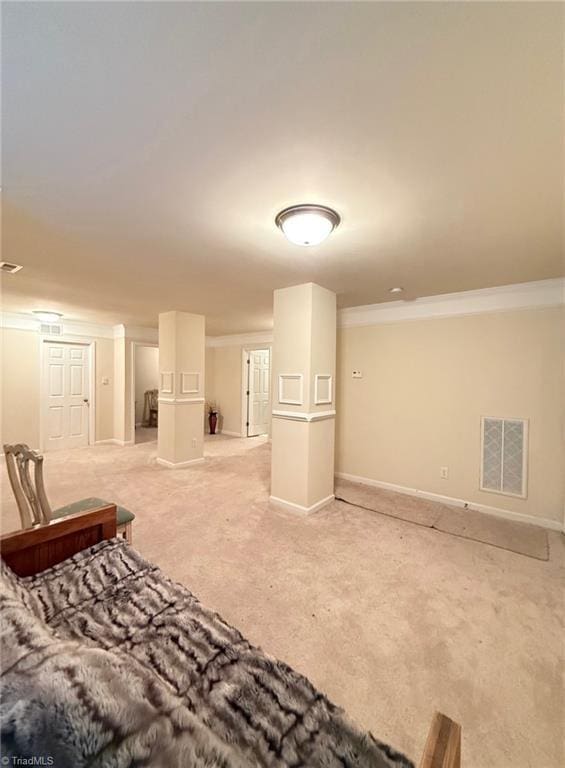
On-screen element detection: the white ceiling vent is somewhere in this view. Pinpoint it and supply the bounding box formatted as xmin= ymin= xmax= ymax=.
xmin=39 ymin=323 xmax=63 ymax=336
xmin=0 ymin=262 xmax=24 ymax=274
xmin=480 ymin=417 xmax=528 ymax=498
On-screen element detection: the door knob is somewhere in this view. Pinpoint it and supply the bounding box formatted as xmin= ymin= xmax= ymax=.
xmin=83 ymin=398 xmax=89 ymax=404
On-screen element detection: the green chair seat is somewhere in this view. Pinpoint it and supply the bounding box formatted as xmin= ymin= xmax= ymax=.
xmin=52 ymin=497 xmax=135 ymax=527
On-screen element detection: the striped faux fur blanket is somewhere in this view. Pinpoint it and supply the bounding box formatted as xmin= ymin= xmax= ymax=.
xmin=1 ymin=539 xmax=414 ymax=768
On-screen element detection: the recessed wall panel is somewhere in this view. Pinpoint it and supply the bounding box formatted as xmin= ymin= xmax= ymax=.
xmin=49 ymin=365 xmax=64 ymax=397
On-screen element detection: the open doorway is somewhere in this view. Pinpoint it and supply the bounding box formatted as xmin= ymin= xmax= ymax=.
xmin=242 ymin=348 xmax=271 ymax=437
xmin=132 ymin=344 xmax=159 ymax=444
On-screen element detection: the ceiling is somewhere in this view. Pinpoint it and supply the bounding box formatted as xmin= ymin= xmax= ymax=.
xmin=2 ymin=2 xmax=563 ymax=334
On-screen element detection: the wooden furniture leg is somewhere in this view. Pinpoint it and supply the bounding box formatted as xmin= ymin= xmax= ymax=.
xmin=117 ymin=521 xmax=132 ymax=544
xmin=419 ymin=712 xmax=461 ymax=768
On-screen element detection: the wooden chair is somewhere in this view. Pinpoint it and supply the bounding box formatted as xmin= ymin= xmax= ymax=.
xmin=3 ymin=443 xmax=134 ymax=543
xmin=143 ymin=389 xmax=159 ymax=428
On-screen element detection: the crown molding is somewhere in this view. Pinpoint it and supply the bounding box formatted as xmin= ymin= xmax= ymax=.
xmin=206 ymin=330 xmax=273 ymax=348
xmin=113 ymin=324 xmax=158 ymax=343
xmin=338 ymin=278 xmax=565 ymax=329
xmin=204 ymin=278 xmax=564 ymax=346
xmin=2 ymin=279 xmax=562 ymax=343
xmin=1 ymin=312 xmax=115 ymax=339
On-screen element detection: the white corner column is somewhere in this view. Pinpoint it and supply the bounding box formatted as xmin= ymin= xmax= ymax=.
xmin=270 ymin=283 xmax=336 ymax=513
xmin=157 ymin=311 xmax=205 ymax=468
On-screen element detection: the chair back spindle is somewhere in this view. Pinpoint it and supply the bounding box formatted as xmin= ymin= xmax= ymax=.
xmin=3 ymin=444 xmax=53 ymax=528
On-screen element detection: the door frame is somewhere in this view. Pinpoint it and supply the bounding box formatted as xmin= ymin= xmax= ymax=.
xmin=39 ymin=337 xmax=96 ymax=451
xmin=240 ymin=345 xmax=272 ymax=438
xmin=129 ymin=341 xmax=159 ymax=444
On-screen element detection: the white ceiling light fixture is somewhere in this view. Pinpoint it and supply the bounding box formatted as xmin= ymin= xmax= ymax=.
xmin=33 ymin=310 xmax=63 ymax=323
xmin=389 ymin=287 xmax=404 ymax=294
xmin=275 ymin=204 xmax=340 ymax=246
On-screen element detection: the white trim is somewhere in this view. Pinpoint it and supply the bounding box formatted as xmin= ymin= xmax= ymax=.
xmin=196 ymin=279 xmax=565 ymax=347
xmin=156 ymin=457 xmax=205 ymax=469
xmin=94 ymin=438 xmax=135 ymax=446
xmin=220 ymin=430 xmax=242 ymax=437
xmin=3 ymin=279 xmax=561 ymax=344
xmin=207 ymin=331 xmax=273 ymax=348
xmin=278 ymin=373 xmax=303 ymax=405
xmin=39 ymin=338 xmax=96 ymax=451
xmin=269 ymin=494 xmax=335 ymax=515
xmin=114 ymin=324 xmax=158 ymax=343
xmin=272 ymin=409 xmax=336 ymax=422
xmin=1 ymin=311 xmax=115 ymax=339
xmin=338 ymin=278 xmax=565 ymax=328
xmin=335 ymin=471 xmax=563 ymax=532
xmin=180 ymin=371 xmax=200 ymax=394
xmin=158 ymin=397 xmax=205 ymax=404
xmin=314 ymin=374 xmax=333 ymax=405
xmin=160 ymin=372 xmax=174 ymax=394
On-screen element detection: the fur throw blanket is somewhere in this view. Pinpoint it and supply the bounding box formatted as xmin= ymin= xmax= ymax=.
xmin=1 ymin=539 xmax=414 ymax=768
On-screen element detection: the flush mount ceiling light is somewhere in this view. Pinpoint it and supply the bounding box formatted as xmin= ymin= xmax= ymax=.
xmin=389 ymin=287 xmax=404 ymax=294
xmin=275 ymin=204 xmax=340 ymax=246
xmin=33 ymin=310 xmax=63 ymax=323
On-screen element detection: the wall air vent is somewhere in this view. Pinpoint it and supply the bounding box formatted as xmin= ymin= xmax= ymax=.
xmin=39 ymin=323 xmax=63 ymax=336
xmin=480 ymin=416 xmax=528 ymax=498
xmin=0 ymin=262 xmax=23 ymax=274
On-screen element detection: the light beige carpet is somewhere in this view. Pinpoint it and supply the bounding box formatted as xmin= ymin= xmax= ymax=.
xmin=1 ymin=436 xmax=563 ymax=768
xmin=335 ymin=479 xmax=549 ymax=561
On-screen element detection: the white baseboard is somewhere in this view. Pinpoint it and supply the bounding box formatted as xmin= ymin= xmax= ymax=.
xmin=220 ymin=430 xmax=242 ymax=437
xmin=269 ymin=493 xmax=334 ymax=515
xmin=156 ymin=457 xmax=205 ymax=469
xmin=335 ymin=472 xmax=563 ymax=532
xmin=94 ymin=438 xmax=134 ymax=447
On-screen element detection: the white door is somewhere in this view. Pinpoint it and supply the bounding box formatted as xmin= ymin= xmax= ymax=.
xmin=247 ymin=349 xmax=270 ymax=437
xmin=42 ymin=342 xmax=90 ymax=450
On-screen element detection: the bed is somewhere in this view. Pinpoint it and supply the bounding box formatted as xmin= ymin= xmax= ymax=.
xmin=0 ymin=506 xmax=460 ymax=768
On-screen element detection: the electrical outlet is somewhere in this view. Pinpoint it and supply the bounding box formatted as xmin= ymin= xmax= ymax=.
xmin=352 ymin=370 xmax=362 ymax=379
xmin=440 ymin=466 xmax=449 ymax=480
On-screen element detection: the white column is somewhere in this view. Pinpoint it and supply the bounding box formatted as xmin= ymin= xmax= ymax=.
xmin=270 ymin=283 xmax=336 ymax=513
xmin=157 ymin=311 xmax=205 ymax=468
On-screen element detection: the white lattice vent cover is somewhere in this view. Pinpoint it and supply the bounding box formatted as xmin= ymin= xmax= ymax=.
xmin=39 ymin=323 xmax=63 ymax=336
xmin=480 ymin=417 xmax=528 ymax=498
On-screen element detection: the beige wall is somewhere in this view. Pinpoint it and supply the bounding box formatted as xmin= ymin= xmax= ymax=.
xmin=336 ymin=307 xmax=565 ymax=524
xmin=95 ymin=338 xmax=114 ymax=441
xmin=207 ymin=346 xmax=243 ymax=435
xmin=1 ymin=329 xmax=41 ymax=447
xmin=134 ymin=345 xmax=159 ymax=424
xmin=1 ymin=328 xmax=114 ymax=448
xmin=113 ymin=336 xmax=126 ymax=443
xmin=206 ymin=344 xmax=273 ymax=436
